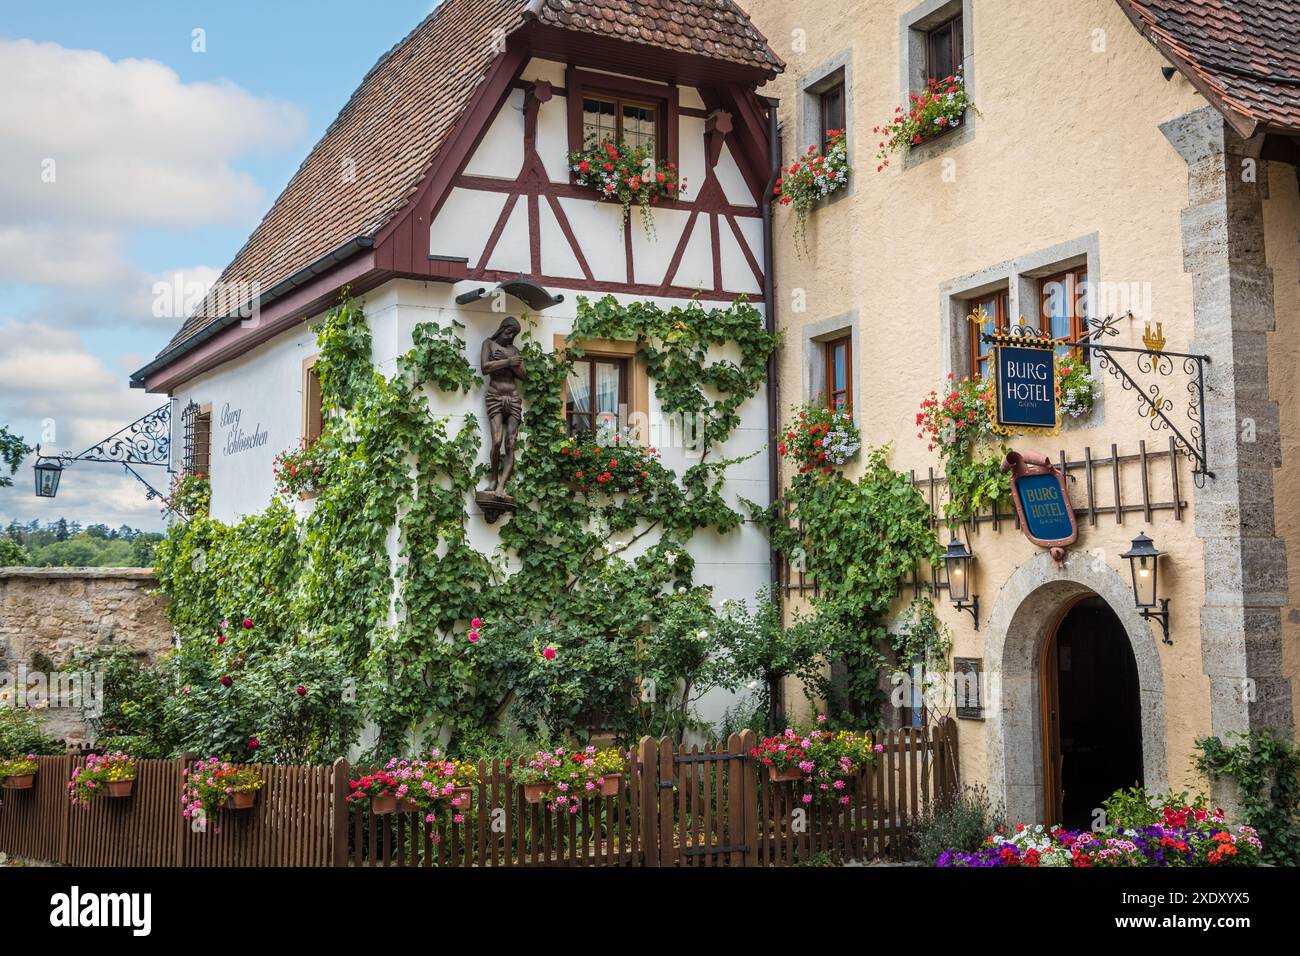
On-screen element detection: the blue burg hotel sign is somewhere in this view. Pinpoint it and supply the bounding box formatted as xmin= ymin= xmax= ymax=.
xmin=995 ymin=344 xmax=1057 ymax=428
xmin=1002 ymin=450 xmax=1077 ymax=558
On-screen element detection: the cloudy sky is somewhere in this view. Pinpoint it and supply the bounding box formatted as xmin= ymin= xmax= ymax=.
xmin=0 ymin=0 xmax=435 ymax=530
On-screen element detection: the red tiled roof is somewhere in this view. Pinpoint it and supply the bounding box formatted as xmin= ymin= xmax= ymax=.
xmin=153 ymin=0 xmax=781 ymax=361
xmin=527 ymin=0 xmax=783 ymax=74
xmin=1116 ymin=0 xmax=1300 ymax=135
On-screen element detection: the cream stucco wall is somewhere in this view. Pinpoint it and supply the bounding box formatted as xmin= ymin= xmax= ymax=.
xmin=1265 ymin=160 xmax=1300 ymax=738
xmin=747 ymin=0 xmax=1297 ymax=812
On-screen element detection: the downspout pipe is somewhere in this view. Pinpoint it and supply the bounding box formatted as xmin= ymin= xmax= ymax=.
xmin=761 ymin=95 xmax=781 ymax=593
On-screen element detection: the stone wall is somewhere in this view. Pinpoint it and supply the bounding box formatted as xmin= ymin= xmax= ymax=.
xmin=0 ymin=568 xmax=173 ymax=744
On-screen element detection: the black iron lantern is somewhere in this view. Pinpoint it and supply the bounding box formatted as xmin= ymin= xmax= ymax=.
xmin=943 ymin=535 xmax=979 ymax=629
xmin=1120 ymin=531 xmax=1171 ymax=643
xmin=1120 ymin=532 xmax=1162 ymax=607
xmin=33 ymin=453 xmax=64 ymax=498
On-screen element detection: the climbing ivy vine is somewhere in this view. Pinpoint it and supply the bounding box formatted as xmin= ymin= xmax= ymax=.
xmin=749 ymin=444 xmax=942 ymax=721
xmin=155 ymin=292 xmax=781 ymax=758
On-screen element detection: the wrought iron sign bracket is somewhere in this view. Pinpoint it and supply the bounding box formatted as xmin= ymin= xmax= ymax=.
xmin=982 ymin=312 xmax=1215 ymax=487
xmin=35 ymin=402 xmax=173 ymax=502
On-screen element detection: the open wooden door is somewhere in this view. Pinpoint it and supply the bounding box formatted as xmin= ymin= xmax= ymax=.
xmin=1039 ymin=629 xmax=1063 ymax=826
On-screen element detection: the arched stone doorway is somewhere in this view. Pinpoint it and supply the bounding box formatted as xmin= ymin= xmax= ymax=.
xmin=984 ymin=552 xmax=1167 ymax=825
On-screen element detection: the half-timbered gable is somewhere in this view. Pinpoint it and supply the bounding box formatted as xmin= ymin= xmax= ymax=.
xmin=133 ymin=0 xmax=784 ymax=656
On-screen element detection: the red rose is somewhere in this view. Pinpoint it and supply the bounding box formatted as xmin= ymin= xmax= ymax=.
xmin=242 ymin=617 xmax=254 ymax=630
xmin=221 ymin=675 xmax=232 ymax=687
xmin=542 ymin=646 xmax=557 ymax=660
xmin=248 ymin=737 xmax=260 ymax=750
xmin=578 ymin=160 xmax=590 ymax=173
xmin=296 ymin=685 xmax=306 ymax=696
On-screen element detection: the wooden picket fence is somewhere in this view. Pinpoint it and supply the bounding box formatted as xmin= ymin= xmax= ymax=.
xmin=0 ymin=720 xmax=957 ymax=867
xmin=0 ymin=755 xmax=336 ymax=867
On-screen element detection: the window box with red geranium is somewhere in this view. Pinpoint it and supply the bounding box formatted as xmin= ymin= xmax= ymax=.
xmin=777 ymin=401 xmax=861 ymax=475
xmin=165 ymin=469 xmax=209 ymax=519
xmin=347 ymin=769 xmax=402 ymax=815
xmin=568 ymin=138 xmax=684 ymax=238
xmin=874 ymin=72 xmax=976 ymax=171
xmin=556 ymin=432 xmax=668 ymax=495
xmin=774 ymin=129 xmax=850 ymax=254
xmin=274 ymin=437 xmax=328 ymax=499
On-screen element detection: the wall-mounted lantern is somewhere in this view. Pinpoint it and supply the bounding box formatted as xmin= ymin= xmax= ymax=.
xmin=33 ymin=452 xmax=64 ymax=498
xmin=943 ymin=535 xmax=979 ymax=630
xmin=1120 ymin=531 xmax=1171 ymax=644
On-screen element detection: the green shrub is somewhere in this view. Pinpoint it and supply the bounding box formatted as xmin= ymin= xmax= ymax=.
xmin=0 ymin=707 xmax=63 ymax=756
xmin=1196 ymin=730 xmax=1300 ymax=866
xmin=73 ymin=648 xmax=177 ymax=759
xmin=1101 ymin=785 xmax=1209 ymax=830
xmin=167 ymin=639 xmax=363 ymax=764
xmin=912 ymin=785 xmax=1004 ymax=863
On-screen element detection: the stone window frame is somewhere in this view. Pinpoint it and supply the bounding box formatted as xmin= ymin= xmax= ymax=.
xmin=898 ymin=0 xmax=975 ymax=169
xmin=796 ymin=50 xmax=854 ymax=209
xmin=937 ymin=233 xmax=1105 ymax=427
xmin=800 ymin=312 xmax=860 ymax=413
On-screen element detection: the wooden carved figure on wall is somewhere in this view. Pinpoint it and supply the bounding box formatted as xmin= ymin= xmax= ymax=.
xmin=477 ymin=316 xmax=526 ymax=522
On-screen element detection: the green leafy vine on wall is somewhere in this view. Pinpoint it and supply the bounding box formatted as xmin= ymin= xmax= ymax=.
xmin=749 ymin=444 xmax=942 ymax=722
xmin=155 ymin=292 xmax=780 ymax=758
xmin=1195 ymin=730 xmax=1300 ymax=866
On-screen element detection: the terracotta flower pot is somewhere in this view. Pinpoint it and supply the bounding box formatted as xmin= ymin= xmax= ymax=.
xmin=599 ymin=774 xmax=622 ymax=797
xmin=769 ymin=765 xmax=802 ymax=783
xmin=228 ymin=790 xmax=257 ymax=810
xmin=2 ymin=773 xmax=34 ymax=790
xmin=522 ymin=782 xmax=552 ymax=804
xmin=106 ymin=779 xmax=135 ymax=798
xmin=451 ymin=787 xmax=474 ymax=809
xmin=398 ymin=798 xmax=421 ymax=814
xmin=371 ymin=793 xmax=397 ymax=815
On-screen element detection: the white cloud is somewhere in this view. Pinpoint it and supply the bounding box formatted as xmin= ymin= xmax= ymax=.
xmin=0 ymin=225 xmax=130 ymax=287
xmin=0 ymin=320 xmax=169 ymax=529
xmin=0 ymin=320 xmax=160 ymax=441
xmin=0 ymin=38 xmax=312 ymax=531
xmin=0 ymin=38 xmax=307 ymax=229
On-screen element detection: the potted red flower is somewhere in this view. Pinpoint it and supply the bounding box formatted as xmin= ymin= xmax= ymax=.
xmin=751 ymin=731 xmax=810 ymax=783
xmin=347 ymin=770 xmax=401 ymax=815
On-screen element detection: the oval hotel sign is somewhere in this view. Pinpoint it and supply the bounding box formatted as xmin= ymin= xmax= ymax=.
xmin=1002 ymin=450 xmax=1077 ymax=557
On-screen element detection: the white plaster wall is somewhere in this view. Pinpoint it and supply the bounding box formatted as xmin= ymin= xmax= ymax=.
xmin=464 ymin=89 xmax=525 ymax=179
xmin=170 ymin=324 xmax=318 ymax=523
